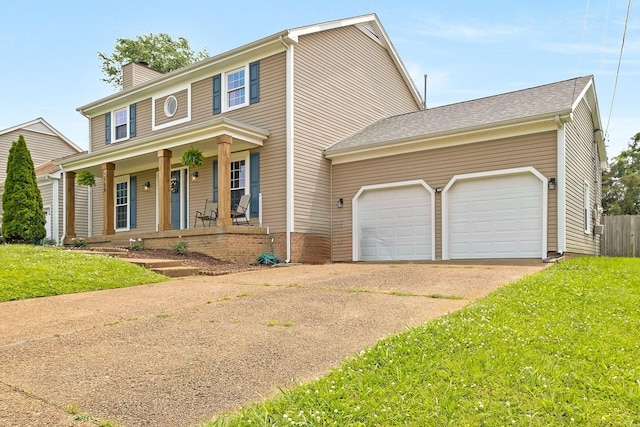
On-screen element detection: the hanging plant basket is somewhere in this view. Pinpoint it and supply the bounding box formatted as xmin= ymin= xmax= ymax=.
xmin=180 ymin=147 xmax=204 ymax=167
xmin=76 ymin=171 xmax=96 ymax=187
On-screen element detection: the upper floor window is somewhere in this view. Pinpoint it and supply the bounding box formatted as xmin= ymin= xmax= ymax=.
xmin=105 ymin=104 xmax=136 ymax=144
xmin=213 ymin=61 xmax=260 ymax=115
xmin=114 ymin=108 xmax=128 ymax=141
xmin=226 ymin=68 xmax=246 ymax=109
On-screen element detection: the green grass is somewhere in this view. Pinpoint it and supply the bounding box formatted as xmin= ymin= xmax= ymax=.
xmin=204 ymin=257 xmax=640 ymax=426
xmin=0 ymin=245 xmax=167 ymax=302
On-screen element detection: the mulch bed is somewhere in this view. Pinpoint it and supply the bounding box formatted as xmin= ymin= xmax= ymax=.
xmin=122 ymin=248 xmax=269 ymax=276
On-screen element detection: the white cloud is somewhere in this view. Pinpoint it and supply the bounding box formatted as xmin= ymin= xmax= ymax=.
xmin=409 ymin=13 xmax=526 ymax=43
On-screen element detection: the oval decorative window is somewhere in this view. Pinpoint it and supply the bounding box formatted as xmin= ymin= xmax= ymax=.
xmin=164 ymin=95 xmax=178 ymax=117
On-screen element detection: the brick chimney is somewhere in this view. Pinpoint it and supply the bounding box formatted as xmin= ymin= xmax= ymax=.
xmin=122 ymin=62 xmax=163 ymax=90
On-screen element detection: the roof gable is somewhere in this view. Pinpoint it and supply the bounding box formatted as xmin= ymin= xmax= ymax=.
xmin=0 ymin=117 xmax=83 ymax=153
xmin=78 ymin=14 xmax=422 ymax=115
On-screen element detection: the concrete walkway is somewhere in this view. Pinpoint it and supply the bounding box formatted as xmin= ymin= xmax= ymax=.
xmin=0 ymin=262 xmax=547 ymax=427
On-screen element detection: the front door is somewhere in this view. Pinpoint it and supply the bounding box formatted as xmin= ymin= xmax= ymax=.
xmin=171 ymin=169 xmax=188 ymax=229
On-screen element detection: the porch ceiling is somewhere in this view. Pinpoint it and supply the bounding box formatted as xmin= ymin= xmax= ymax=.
xmin=61 ymin=117 xmax=270 ymax=175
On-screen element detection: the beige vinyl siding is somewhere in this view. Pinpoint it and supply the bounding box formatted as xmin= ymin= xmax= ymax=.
xmin=293 ymin=26 xmax=421 ymax=236
xmin=1 ymin=129 xmax=79 ymax=182
xmin=154 ymin=89 xmax=189 ymax=127
xmin=75 ymin=185 xmax=89 ymax=238
xmin=191 ymin=52 xmax=288 ymax=232
xmin=133 ymin=169 xmax=158 ymax=232
xmin=564 ymin=99 xmax=601 ymax=255
xmin=88 ymin=53 xmax=287 ymax=233
xmin=331 ymin=131 xmax=558 ymax=261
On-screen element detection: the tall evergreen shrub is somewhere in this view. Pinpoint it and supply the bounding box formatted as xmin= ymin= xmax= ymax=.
xmin=1 ymin=135 xmax=46 ymax=243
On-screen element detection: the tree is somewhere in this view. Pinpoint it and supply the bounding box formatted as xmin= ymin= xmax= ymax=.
xmin=98 ymin=33 xmax=208 ymax=89
xmin=1 ymin=135 xmax=46 ymax=243
xmin=602 ymin=132 xmax=640 ymax=215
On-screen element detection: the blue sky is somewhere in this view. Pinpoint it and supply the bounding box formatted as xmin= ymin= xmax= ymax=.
xmin=1 ymin=0 xmax=637 ymax=159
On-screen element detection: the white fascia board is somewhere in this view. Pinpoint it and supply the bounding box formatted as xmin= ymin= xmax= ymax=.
xmin=78 ymin=34 xmax=288 ymax=117
xmin=288 ymin=14 xmax=423 ymax=109
xmin=61 ymin=118 xmax=269 ymax=171
xmin=0 ymin=117 xmax=83 ymax=153
xmin=326 ymin=116 xmax=564 ymax=165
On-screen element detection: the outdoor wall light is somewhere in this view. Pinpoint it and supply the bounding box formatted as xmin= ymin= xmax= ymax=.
xmin=434 ymin=187 xmax=442 ymax=194
xmin=143 ymin=181 xmax=151 ymax=191
xmin=548 ymin=177 xmax=556 ymax=190
xmin=337 ymin=198 xmax=344 ymax=208
xmin=191 ymin=171 xmax=199 ymax=181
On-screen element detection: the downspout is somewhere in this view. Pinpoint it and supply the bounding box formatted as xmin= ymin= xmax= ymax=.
xmin=60 ymin=165 xmax=67 ymax=245
xmin=555 ymin=115 xmax=567 ymax=254
xmin=280 ymin=35 xmax=294 ymax=263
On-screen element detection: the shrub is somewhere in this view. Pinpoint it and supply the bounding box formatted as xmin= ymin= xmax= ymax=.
xmin=1 ymin=135 xmax=46 ymax=243
xmin=171 ymin=240 xmax=187 ymax=254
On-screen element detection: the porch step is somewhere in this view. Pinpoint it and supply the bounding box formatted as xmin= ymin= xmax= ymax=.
xmin=150 ymin=266 xmax=201 ymax=278
xmin=70 ymin=249 xmax=130 ymax=258
xmin=121 ymin=258 xmax=185 ymax=269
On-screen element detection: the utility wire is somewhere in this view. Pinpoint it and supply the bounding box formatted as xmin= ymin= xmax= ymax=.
xmin=605 ymin=0 xmax=633 ymax=138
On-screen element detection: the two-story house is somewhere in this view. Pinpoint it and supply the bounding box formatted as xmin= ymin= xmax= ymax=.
xmin=61 ymin=14 xmax=422 ymax=262
xmin=1 ymin=118 xmax=88 ymax=244
xmin=61 ymin=13 xmax=605 ymax=263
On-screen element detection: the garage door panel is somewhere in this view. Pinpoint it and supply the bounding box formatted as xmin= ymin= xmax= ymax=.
xmin=448 ymin=173 xmax=543 ymax=259
xmin=358 ymin=184 xmax=433 ymax=261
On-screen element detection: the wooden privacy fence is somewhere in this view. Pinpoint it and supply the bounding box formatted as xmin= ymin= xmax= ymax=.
xmin=601 ymin=215 xmax=640 ymax=257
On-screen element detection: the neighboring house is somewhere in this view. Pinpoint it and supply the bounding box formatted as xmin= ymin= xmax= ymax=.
xmin=325 ymin=76 xmax=607 ymax=261
xmin=61 ymin=14 xmax=422 ymax=262
xmin=0 ymin=118 xmax=88 ymax=244
xmin=60 ymin=14 xmax=605 ymax=263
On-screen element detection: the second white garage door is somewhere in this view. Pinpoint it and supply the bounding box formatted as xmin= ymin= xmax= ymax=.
xmin=356 ymin=183 xmax=433 ymax=261
xmin=446 ymin=171 xmax=544 ymax=259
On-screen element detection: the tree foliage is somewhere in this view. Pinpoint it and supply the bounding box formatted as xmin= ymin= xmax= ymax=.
xmin=98 ymin=33 xmax=208 ymax=89
xmin=1 ymin=135 xmax=46 ymax=243
xmin=602 ymin=132 xmax=640 ymax=215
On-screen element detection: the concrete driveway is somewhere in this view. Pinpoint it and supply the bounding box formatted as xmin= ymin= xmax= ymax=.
xmin=0 ymin=261 xmax=547 ymax=427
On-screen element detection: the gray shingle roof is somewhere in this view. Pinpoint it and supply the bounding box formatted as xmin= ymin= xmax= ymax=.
xmin=325 ymin=76 xmax=593 ymax=153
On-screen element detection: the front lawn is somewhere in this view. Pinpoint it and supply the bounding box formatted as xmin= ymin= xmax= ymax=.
xmin=0 ymin=245 xmax=167 ymax=302
xmin=205 ymin=257 xmax=640 ymax=426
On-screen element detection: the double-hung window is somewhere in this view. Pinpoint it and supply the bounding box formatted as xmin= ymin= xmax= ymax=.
xmin=226 ymin=67 xmax=246 ymax=110
xmin=114 ymin=108 xmax=128 ymax=142
xmin=115 ymin=176 xmax=129 ymax=230
xmin=230 ymin=160 xmax=246 ymax=209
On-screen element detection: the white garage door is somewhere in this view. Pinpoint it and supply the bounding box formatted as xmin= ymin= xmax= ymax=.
xmin=447 ymin=172 xmax=543 ymax=259
xmin=357 ymin=184 xmax=433 ymax=261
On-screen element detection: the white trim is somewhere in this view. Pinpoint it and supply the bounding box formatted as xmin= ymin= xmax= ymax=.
xmin=583 ymin=180 xmax=591 ymax=234
xmin=223 ymin=64 xmax=250 ymax=112
xmin=151 ymin=84 xmax=192 ymax=131
xmin=43 ymin=205 xmax=52 ymax=240
xmin=556 ymin=124 xmax=567 ymax=253
xmin=352 ymin=179 xmax=436 ymax=262
xmin=284 ymin=40 xmax=295 ymax=263
xmin=0 ymin=117 xmax=83 ymax=153
xmin=52 ymin=178 xmax=60 ymax=244
xmin=112 ymin=107 xmax=130 ymax=143
xmin=170 ymin=167 xmax=189 ymax=230
xmin=115 ymin=174 xmax=130 ymax=231
xmin=326 ymin=118 xmax=561 ymax=165
xmin=441 ymin=167 xmax=548 ymax=260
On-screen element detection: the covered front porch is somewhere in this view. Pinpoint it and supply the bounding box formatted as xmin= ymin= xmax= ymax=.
xmin=61 ymin=118 xmax=271 ymax=263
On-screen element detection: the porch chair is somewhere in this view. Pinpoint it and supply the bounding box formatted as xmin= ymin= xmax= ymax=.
xmin=231 ymin=194 xmax=251 ymax=225
xmin=194 ymin=199 xmax=218 ymax=227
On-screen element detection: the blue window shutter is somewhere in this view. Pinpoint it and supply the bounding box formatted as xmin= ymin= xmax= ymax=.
xmin=212 ymin=74 xmax=221 ymax=114
xmin=129 ymin=104 xmax=136 ymax=137
xmin=105 ymin=113 xmax=111 ymax=144
xmin=130 ymin=176 xmax=137 ymax=229
xmin=212 ymin=161 xmax=218 ymax=202
xmin=249 ymin=61 xmax=260 ymax=104
xmin=250 ymin=152 xmax=260 ymax=216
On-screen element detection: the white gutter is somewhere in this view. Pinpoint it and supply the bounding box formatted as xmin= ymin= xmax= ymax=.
xmin=281 ymin=35 xmax=295 ymax=263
